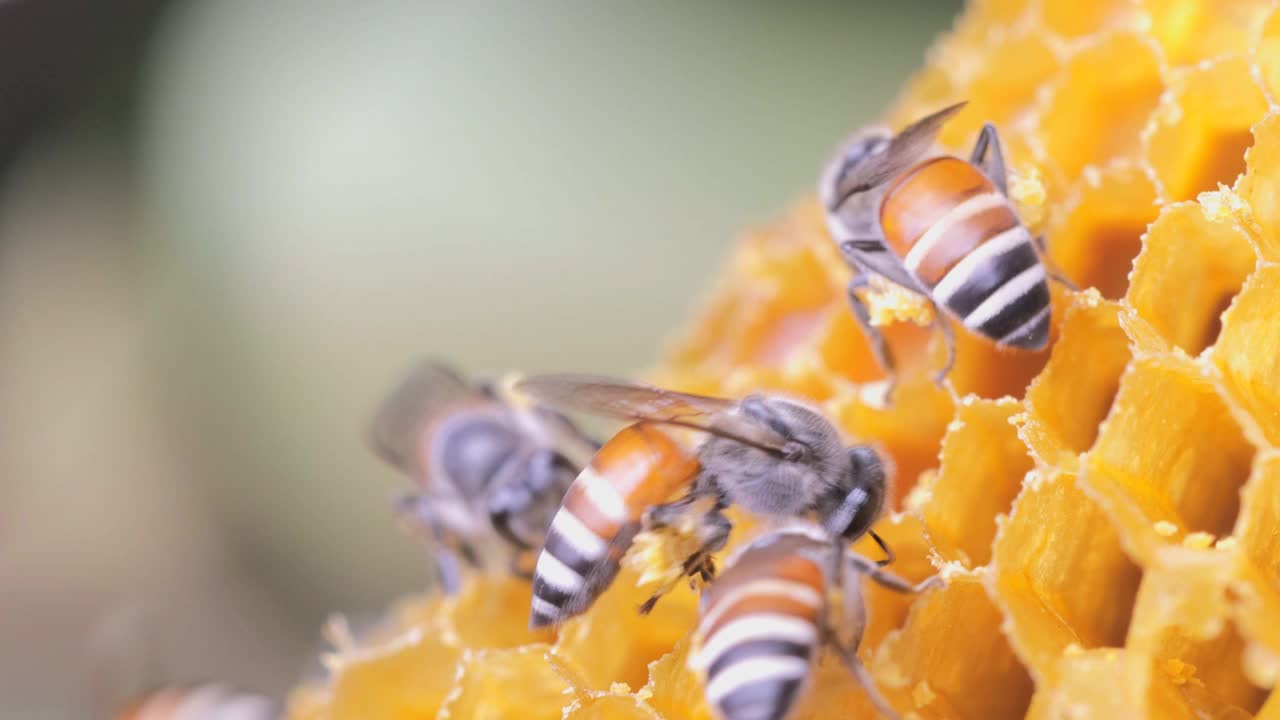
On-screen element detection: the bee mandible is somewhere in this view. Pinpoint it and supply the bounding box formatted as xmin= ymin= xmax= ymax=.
xmin=821 ymin=102 xmax=1069 ymax=396
xmin=691 ymin=522 xmax=940 ymax=720
xmin=368 ymin=361 xmax=599 ymax=592
xmin=514 ymin=375 xmax=892 ymax=628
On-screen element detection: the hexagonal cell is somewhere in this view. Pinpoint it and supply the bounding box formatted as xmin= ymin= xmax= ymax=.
xmin=1045 ymin=163 xmax=1158 ymax=299
xmin=1235 ymin=452 xmax=1280 ymax=587
xmin=1041 ymin=33 xmax=1165 ymax=181
xmin=827 ymin=379 xmax=954 ymax=505
xmin=1141 ymin=0 xmax=1273 ymax=66
xmin=1145 ymin=56 xmax=1267 ymax=202
xmin=874 ymin=573 xmax=1034 ymax=720
xmin=1236 ymin=114 xmax=1280 ymax=263
xmin=1125 ymin=549 xmax=1272 ymax=717
xmin=1213 ymin=265 xmax=1280 ymax=446
xmin=1042 ymin=0 xmax=1141 ymax=37
xmin=920 ymin=396 xmax=1032 ymax=567
xmin=436 ymin=645 xmax=571 ymax=720
xmin=1020 ymin=293 xmax=1131 ymax=469
xmin=991 ymin=469 xmax=1143 ymax=681
xmin=1127 ymin=203 xmax=1256 ymax=356
xmin=1083 ymin=355 xmax=1256 ymax=564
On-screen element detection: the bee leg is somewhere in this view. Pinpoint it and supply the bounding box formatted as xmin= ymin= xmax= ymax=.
xmin=638 ymin=503 xmax=732 ymax=615
xmin=970 ymin=122 xmax=1007 ymax=196
xmin=869 ymin=529 xmax=895 ymax=567
xmin=846 ymin=550 xmax=944 ymax=595
xmin=838 ymin=647 xmax=902 ymax=720
xmin=930 ymin=303 xmax=957 ymax=387
xmin=847 ymin=271 xmax=899 ymax=399
xmin=1034 ymin=235 xmax=1079 ymax=291
xmin=394 ymin=493 xmax=470 ymax=594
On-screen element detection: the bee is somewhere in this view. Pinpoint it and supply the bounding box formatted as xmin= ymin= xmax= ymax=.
xmin=368 ymin=361 xmax=599 ymax=592
xmin=514 ymin=375 xmax=892 ymax=629
xmin=114 ymin=685 xmax=277 ymax=719
xmin=690 ymin=522 xmax=939 ymax=720
xmin=821 ymin=102 xmax=1066 ymax=394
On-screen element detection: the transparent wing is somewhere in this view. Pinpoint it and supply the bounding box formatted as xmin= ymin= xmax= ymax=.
xmin=515 ymin=374 xmax=789 ymax=453
xmin=833 ymin=101 xmax=967 ymax=205
xmin=367 ymin=361 xmax=481 ymax=474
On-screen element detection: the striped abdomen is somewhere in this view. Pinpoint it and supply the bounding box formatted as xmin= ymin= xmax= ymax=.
xmin=116 ymin=686 xmax=276 ymax=719
xmin=880 ymin=156 xmax=1050 ymax=350
xmin=690 ymin=530 xmax=828 ymax=720
xmin=530 ymin=423 xmax=699 ymax=628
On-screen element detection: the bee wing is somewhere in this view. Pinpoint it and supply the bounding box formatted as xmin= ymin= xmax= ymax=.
xmin=367 ymin=361 xmax=481 ymax=474
xmin=515 ymin=374 xmax=789 ymax=453
xmin=834 ymin=101 xmax=967 ymax=201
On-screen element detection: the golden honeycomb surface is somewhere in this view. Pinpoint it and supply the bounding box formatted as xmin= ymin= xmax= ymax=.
xmin=288 ymin=1 xmax=1280 ymax=717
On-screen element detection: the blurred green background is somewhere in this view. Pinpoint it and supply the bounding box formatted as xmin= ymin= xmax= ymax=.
xmin=0 ymin=1 xmax=961 ymax=716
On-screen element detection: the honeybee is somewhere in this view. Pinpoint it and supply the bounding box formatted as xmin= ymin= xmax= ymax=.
xmin=114 ymin=685 xmax=277 ymax=719
xmin=691 ymin=522 xmax=939 ymax=720
xmin=821 ymin=102 xmax=1066 ymax=394
xmin=368 ymin=362 xmax=599 ymax=592
xmin=514 ymin=375 xmax=892 ymax=628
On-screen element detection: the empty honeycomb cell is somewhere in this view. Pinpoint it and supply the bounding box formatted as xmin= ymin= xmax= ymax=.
xmin=1237 ymin=115 xmax=1280 ymax=262
xmin=1040 ymin=33 xmax=1165 ymax=181
xmin=1140 ymin=0 xmax=1274 ymax=65
xmin=1042 ymin=0 xmax=1141 ymax=37
xmin=1044 ymin=163 xmax=1158 ymax=299
xmin=442 ymin=574 xmax=556 ymax=649
xmin=873 ymin=573 xmax=1034 ymax=720
xmin=435 ymin=645 xmax=571 ymax=720
xmin=826 ymin=379 xmax=954 ymax=504
xmin=552 ymin=566 xmax=699 ymax=692
xmin=1019 ymin=292 xmax=1130 ymax=469
xmin=1125 ymin=549 xmax=1271 ymax=716
xmin=1145 ymin=56 xmax=1267 ymax=202
xmin=1236 ymin=452 xmax=1280 ymax=587
xmin=1213 ymin=265 xmax=1280 ymax=446
xmin=920 ymin=396 xmax=1032 ymax=567
xmin=1126 ymin=203 xmax=1257 ymax=356
xmin=1084 ymin=355 xmax=1256 ymax=564
xmin=991 ymin=470 xmax=1143 ymax=680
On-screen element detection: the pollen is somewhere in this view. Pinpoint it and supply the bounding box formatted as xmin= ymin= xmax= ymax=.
xmin=288 ymin=0 xmax=1280 ymax=718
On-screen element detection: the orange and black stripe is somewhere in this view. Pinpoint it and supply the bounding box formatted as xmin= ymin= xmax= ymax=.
xmin=530 ymin=423 xmax=699 ymax=628
xmin=880 ymin=156 xmax=1050 ymax=350
xmin=690 ymin=527 xmax=829 ymax=720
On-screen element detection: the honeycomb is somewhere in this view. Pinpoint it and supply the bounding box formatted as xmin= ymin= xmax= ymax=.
xmin=287 ymin=0 xmax=1280 ymax=717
